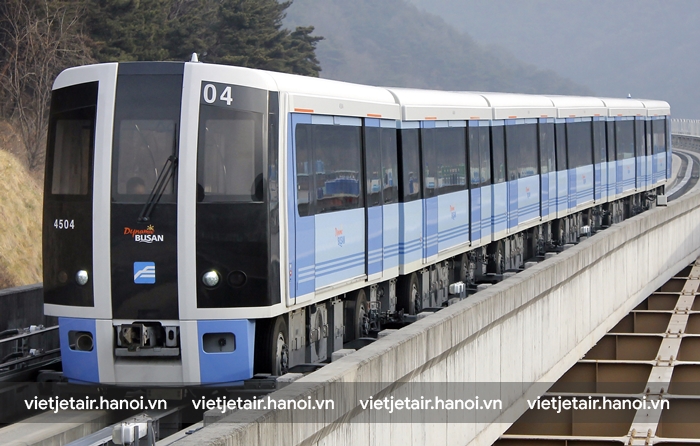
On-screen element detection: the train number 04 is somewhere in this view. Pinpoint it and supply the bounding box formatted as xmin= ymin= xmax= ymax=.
xmin=202 ymin=83 xmax=233 ymax=106
xmin=53 ymin=219 xmax=75 ymax=230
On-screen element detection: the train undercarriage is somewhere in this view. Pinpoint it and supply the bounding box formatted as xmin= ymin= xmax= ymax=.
xmin=257 ymin=187 xmax=665 ymax=375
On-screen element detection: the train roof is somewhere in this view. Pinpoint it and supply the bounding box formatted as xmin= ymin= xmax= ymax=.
xmin=546 ymin=96 xmax=607 ymax=118
xmin=386 ymin=88 xmax=491 ymax=121
xmin=639 ymin=99 xmax=671 ymax=116
xmin=477 ymin=92 xmax=556 ymax=120
xmin=599 ymin=97 xmax=647 ymax=117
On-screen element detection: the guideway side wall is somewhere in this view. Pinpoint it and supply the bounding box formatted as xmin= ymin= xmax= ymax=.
xmin=179 ymin=189 xmax=700 ymax=446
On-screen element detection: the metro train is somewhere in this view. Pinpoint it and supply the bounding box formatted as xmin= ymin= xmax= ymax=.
xmin=43 ymin=60 xmax=671 ymax=385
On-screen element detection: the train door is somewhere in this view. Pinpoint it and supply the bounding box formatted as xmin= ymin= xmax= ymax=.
xmin=289 ymin=113 xmax=315 ymax=304
xmin=364 ymin=119 xmax=384 ymax=281
xmin=538 ymin=119 xmax=555 ymax=219
xmin=364 ymin=119 xmax=400 ymax=281
xmin=421 ymin=121 xmax=438 ymax=263
xmin=291 ymin=114 xmax=366 ymax=300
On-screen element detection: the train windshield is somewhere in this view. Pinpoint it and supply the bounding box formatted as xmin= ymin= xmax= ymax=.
xmin=46 ymin=82 xmax=98 ymax=196
xmin=112 ymin=74 xmax=183 ymax=202
xmin=196 ymin=82 xmax=266 ymax=202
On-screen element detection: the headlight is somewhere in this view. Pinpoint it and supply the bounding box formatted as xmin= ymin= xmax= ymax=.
xmin=202 ymin=270 xmax=220 ymax=287
xmin=76 ymin=270 xmax=89 ymax=286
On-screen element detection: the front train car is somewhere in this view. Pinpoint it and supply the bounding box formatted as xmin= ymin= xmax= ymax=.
xmin=43 ymin=61 xmax=290 ymax=384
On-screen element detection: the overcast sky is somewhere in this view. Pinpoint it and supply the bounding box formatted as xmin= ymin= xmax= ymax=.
xmin=405 ymin=0 xmax=700 ymax=118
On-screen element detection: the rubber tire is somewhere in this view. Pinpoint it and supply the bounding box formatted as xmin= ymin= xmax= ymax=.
xmin=344 ymin=288 xmax=369 ymax=342
xmin=255 ymin=316 xmax=289 ymax=376
xmin=397 ymin=272 xmax=420 ymax=315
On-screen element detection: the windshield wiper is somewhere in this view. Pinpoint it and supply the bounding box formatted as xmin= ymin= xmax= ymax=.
xmin=138 ymin=155 xmax=177 ymax=223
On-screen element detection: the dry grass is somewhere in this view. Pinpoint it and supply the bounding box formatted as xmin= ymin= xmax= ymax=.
xmin=0 ymin=121 xmax=43 ymax=288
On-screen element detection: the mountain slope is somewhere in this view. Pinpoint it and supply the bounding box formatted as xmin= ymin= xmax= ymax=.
xmin=285 ymin=0 xmax=591 ymax=95
xmin=0 ymin=131 xmax=42 ymax=289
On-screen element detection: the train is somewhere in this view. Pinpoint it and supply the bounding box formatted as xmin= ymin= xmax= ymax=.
xmin=42 ymin=59 xmax=671 ymax=385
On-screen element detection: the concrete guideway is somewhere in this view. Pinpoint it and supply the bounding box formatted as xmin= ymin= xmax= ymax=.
xmin=173 ymin=182 xmax=700 ymax=444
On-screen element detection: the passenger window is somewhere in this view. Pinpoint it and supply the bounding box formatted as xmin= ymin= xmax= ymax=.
xmin=593 ymin=121 xmax=606 ymax=164
xmin=539 ymin=122 xmax=555 ymax=175
xmin=505 ymin=123 xmax=538 ymax=179
xmin=468 ymin=127 xmax=480 ymax=188
xmin=555 ymin=123 xmax=567 ymax=171
xmin=652 ymin=119 xmax=666 ymax=154
xmin=421 ymin=128 xmax=438 ymax=198
xmin=294 ymin=122 xmax=363 ymax=215
xmin=479 ymin=126 xmax=491 ymax=186
xmin=566 ymin=120 xmax=593 ymax=169
xmin=399 ymin=129 xmax=421 ymax=202
xmin=606 ymin=121 xmax=616 ymax=162
xmin=490 ymin=125 xmax=506 ymax=184
xmin=364 ymin=127 xmax=383 ymax=207
xmin=380 ymin=128 xmax=399 ymax=204
xmin=634 ymin=119 xmax=645 ymax=158
xmin=435 ymin=127 xmax=466 ymax=195
xmin=615 ymin=120 xmax=634 ymax=160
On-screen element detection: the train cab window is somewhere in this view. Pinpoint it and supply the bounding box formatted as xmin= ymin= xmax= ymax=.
xmin=539 ymin=122 xmax=555 ymax=174
xmin=491 ymin=124 xmax=506 ymax=184
xmin=634 ymin=119 xmax=645 ymax=158
xmin=606 ymin=121 xmax=616 ymax=162
xmin=112 ymin=74 xmax=182 ymax=202
xmin=295 ymin=122 xmax=363 ymax=215
xmin=566 ymin=120 xmax=593 ymax=169
xmin=615 ymin=120 xmax=634 ymax=160
xmin=652 ymin=119 xmax=666 ymax=154
xmin=505 ymin=122 xmax=538 ymax=180
xmin=47 ymin=82 xmax=98 ymax=196
xmin=197 ymin=106 xmax=263 ymax=202
xmin=555 ymin=122 xmax=567 ymax=171
xmin=593 ymin=121 xmax=606 ymax=164
xmin=434 ymin=126 xmax=466 ymax=195
xmin=398 ymin=128 xmax=421 ymax=202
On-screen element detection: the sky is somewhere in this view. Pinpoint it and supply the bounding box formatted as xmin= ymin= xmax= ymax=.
xmin=404 ymin=0 xmax=700 ymax=119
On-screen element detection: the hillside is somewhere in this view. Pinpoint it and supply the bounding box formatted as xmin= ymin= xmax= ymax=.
xmin=0 ymin=123 xmax=42 ymax=289
xmin=284 ymin=0 xmax=591 ymax=95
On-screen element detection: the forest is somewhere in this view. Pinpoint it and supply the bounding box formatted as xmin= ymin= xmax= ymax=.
xmin=0 ymin=0 xmax=322 ymax=174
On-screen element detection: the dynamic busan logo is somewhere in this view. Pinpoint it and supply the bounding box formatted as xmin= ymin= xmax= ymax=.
xmin=124 ymin=225 xmax=164 ymax=243
xmin=582 ymin=174 xmax=587 ymax=184
xmin=525 ymin=187 xmax=531 ymax=198
xmin=134 ymin=262 xmax=156 ymax=284
xmin=335 ymin=227 xmax=345 ymax=247
xmin=450 ymin=205 xmax=457 ymax=220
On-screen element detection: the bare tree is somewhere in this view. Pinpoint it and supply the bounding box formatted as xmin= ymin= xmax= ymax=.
xmin=0 ymin=0 xmax=94 ymax=173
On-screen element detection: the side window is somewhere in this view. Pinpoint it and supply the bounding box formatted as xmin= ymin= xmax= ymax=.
xmin=435 ymin=127 xmax=466 ymax=195
xmin=364 ymin=127 xmax=383 ymax=207
xmin=468 ymin=126 xmax=480 ymax=188
xmin=593 ymin=121 xmax=605 ymax=165
xmin=555 ymin=122 xmax=567 ymax=171
xmin=616 ymin=120 xmax=634 ymax=160
xmin=566 ymin=120 xmax=593 ymax=169
xmin=399 ymin=128 xmax=421 ymax=202
xmin=295 ymin=125 xmax=312 ymax=216
xmin=606 ymin=121 xmax=616 ymax=162
xmin=539 ymin=122 xmax=555 ymax=175
xmin=634 ymin=119 xmax=645 ymax=158
xmin=295 ymin=121 xmax=363 ymax=216
xmin=421 ymin=128 xmax=438 ymax=198
xmin=652 ymin=119 xmax=666 ymax=154
xmin=381 ymin=128 xmax=399 ymax=204
xmin=505 ymin=122 xmax=538 ymax=179
xmin=491 ymin=124 xmax=506 ymax=184
xmin=479 ymin=126 xmax=491 ymax=187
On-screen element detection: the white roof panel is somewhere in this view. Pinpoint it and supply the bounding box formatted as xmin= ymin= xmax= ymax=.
xmin=639 ymin=99 xmax=671 ymax=116
xmin=387 ymin=88 xmax=491 ymax=121
xmin=546 ymin=95 xmax=607 ymax=118
xmin=478 ymin=92 xmax=555 ymax=120
xmin=600 ymin=97 xmax=647 ymax=117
